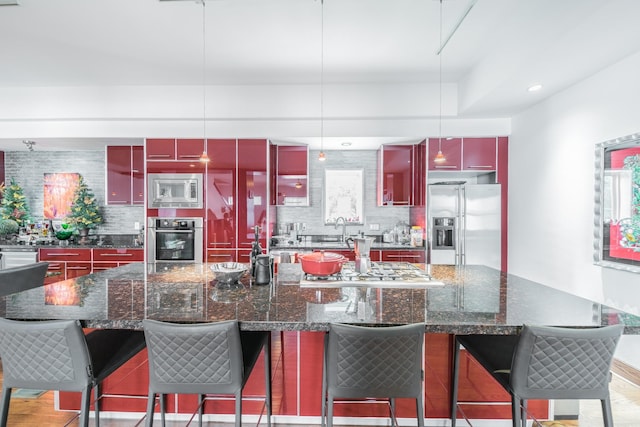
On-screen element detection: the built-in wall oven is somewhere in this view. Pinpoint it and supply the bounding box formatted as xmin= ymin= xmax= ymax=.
xmin=148 ymin=217 xmax=203 ymax=263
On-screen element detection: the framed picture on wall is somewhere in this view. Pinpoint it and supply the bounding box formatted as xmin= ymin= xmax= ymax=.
xmin=324 ymin=169 xmax=363 ymax=225
xmin=43 ymin=173 xmax=80 ymax=219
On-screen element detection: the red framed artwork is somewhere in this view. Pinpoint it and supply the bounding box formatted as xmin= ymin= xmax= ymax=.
xmin=43 ymin=173 xmax=80 ymax=219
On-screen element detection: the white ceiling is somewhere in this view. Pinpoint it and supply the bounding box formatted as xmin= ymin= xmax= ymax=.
xmin=1 ymin=0 xmax=640 ymax=151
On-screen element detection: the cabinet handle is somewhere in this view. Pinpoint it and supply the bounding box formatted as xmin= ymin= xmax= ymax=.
xmin=434 ymin=165 xmax=457 ymax=169
xmin=178 ymin=155 xmax=201 ymax=159
xmin=148 ymin=154 xmax=171 ymax=158
xmin=386 ymin=254 xmax=420 ymax=259
xmin=98 ymin=253 xmax=133 ymax=257
xmin=209 ymin=242 xmax=232 ymax=246
xmin=238 ymin=253 xmax=250 ymax=259
xmin=131 ymin=169 xmax=140 ymax=173
xmin=108 ymin=200 xmax=129 ymax=204
xmin=466 ymin=165 xmax=493 ymax=169
xmin=47 ymin=253 xmax=83 ymax=257
xmin=48 ymin=264 xmax=63 ymax=270
xmin=67 ymin=266 xmax=89 ymax=270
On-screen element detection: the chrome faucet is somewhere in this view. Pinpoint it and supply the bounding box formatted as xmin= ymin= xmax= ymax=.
xmin=335 ymin=217 xmax=347 ymax=242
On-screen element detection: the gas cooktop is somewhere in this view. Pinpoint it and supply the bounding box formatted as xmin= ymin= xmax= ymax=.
xmin=299 ymin=262 xmax=445 ymax=288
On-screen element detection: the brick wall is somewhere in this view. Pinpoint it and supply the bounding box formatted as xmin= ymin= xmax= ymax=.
xmin=4 ymin=151 xmax=143 ymax=234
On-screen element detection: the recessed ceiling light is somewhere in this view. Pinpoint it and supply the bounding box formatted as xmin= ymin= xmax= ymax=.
xmin=341 ymin=142 xmax=352 ymax=147
xmin=527 ymin=84 xmax=543 ymax=92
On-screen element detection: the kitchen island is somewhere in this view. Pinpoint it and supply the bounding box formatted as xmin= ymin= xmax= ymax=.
xmin=1 ymin=262 xmax=638 ymax=425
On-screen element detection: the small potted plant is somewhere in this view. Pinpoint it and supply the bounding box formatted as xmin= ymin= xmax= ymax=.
xmin=0 ymin=218 xmax=19 ymax=242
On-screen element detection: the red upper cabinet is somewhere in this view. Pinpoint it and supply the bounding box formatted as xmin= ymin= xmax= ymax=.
xmin=131 ymin=146 xmax=144 ymax=204
xmin=205 ymin=139 xmax=237 ymax=249
xmin=237 ymin=139 xmax=268 ymax=248
xmin=428 ymin=138 xmax=462 ymax=171
xmin=462 ymin=137 xmax=497 ymax=171
xmin=146 ymin=139 xmax=176 ymax=160
xmin=106 ymin=146 xmax=144 ymax=206
xmin=106 ymin=146 xmax=132 ymax=205
xmin=176 ymin=139 xmax=205 ymax=161
xmin=275 ymin=145 xmax=308 ymax=206
xmin=379 ymin=144 xmax=414 ymax=206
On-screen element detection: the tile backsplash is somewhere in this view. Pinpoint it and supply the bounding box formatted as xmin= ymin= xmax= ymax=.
xmin=276 ymin=150 xmax=413 ymax=236
xmin=4 ymin=151 xmax=143 ymax=234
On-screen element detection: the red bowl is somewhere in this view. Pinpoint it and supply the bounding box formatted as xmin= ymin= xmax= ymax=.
xmin=298 ymin=251 xmax=346 ymax=276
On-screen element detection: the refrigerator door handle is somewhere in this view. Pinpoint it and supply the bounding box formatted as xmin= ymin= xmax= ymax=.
xmin=460 ymin=186 xmax=466 ymax=265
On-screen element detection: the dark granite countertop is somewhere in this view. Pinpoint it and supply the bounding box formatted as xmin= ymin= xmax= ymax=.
xmin=1 ymin=262 xmax=638 ymax=334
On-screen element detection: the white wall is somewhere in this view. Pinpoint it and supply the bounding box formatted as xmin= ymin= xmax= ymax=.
xmin=509 ymin=50 xmax=640 ymax=367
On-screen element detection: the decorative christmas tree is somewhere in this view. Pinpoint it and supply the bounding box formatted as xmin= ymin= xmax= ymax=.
xmin=1 ymin=178 xmax=31 ymax=226
xmin=66 ymin=175 xmax=103 ymax=230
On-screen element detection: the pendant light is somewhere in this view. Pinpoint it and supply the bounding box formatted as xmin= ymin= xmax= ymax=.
xmin=433 ymin=0 xmax=446 ymax=164
xmin=318 ymin=0 xmax=326 ymax=162
xmin=198 ymin=0 xmax=210 ymax=164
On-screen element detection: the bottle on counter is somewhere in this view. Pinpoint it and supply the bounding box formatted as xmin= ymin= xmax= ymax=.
xmin=250 ymin=225 xmax=263 ymax=278
xmin=410 ymin=226 xmax=423 ymax=247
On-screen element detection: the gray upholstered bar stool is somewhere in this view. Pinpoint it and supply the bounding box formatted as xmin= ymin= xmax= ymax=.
xmin=451 ymin=324 xmax=624 ymax=427
xmin=0 ymin=318 xmax=146 ymax=427
xmin=142 ymin=319 xmax=271 ymax=427
xmin=321 ymin=322 xmax=425 ymax=427
xmin=0 ymin=261 xmax=49 ymax=296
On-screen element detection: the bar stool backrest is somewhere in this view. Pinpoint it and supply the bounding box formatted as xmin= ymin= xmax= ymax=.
xmin=0 ymin=318 xmax=92 ymax=391
xmin=510 ymin=324 xmax=624 ymax=400
xmin=325 ymin=322 xmax=424 ymax=398
xmin=143 ymin=319 xmax=244 ymax=395
xmin=0 ymin=262 xmax=49 ymax=297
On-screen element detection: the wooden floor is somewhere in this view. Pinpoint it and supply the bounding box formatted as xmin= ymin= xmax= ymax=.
xmin=1 ymin=367 xmax=639 ymax=426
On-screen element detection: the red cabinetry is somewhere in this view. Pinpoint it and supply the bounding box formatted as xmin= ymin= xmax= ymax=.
xmin=380 ymin=249 xmax=425 ymax=263
xmin=378 ymin=144 xmax=415 ymax=206
xmin=205 ymin=138 xmax=268 ymax=261
xmin=205 ymin=139 xmax=237 ymax=250
xmin=274 ymin=144 xmax=308 ymax=206
xmin=146 ymin=138 xmax=175 ymax=160
xmin=106 ymin=146 xmax=144 ymax=205
xmin=237 ymin=139 xmax=268 ymax=250
xmin=428 ymin=137 xmax=498 ymax=172
xmin=39 ymin=248 xmax=92 ymax=284
xmin=146 ymin=138 xmax=204 ymax=161
xmin=462 ymin=137 xmax=497 ymax=171
xmin=93 ymin=248 xmax=144 ymax=272
xmin=176 ymin=138 xmax=205 ymax=161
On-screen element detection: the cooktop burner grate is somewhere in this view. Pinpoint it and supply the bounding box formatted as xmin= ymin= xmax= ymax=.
xmin=303 ymin=262 xmax=432 ymax=283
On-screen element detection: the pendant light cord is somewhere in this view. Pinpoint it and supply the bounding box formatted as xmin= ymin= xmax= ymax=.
xmin=438 ymin=0 xmax=443 ymax=152
xmin=319 ymin=0 xmax=326 ymax=161
xmin=202 ymin=0 xmax=206 ymax=143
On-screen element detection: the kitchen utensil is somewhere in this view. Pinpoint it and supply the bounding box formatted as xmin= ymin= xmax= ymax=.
xmin=209 ymin=262 xmax=248 ymax=286
xmin=298 ymin=251 xmax=346 ymax=276
xmin=254 ymin=254 xmax=272 ymax=285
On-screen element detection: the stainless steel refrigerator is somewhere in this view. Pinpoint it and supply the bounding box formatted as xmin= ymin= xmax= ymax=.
xmin=428 ymin=183 xmax=501 ymax=269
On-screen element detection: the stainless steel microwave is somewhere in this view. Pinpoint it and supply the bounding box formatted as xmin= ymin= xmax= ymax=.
xmin=147 ymin=173 xmax=203 ymax=208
